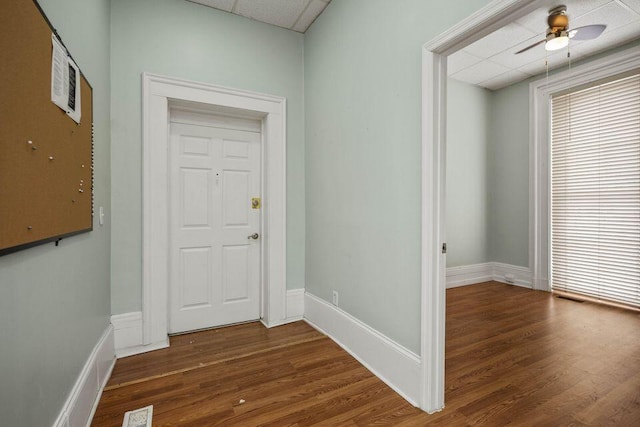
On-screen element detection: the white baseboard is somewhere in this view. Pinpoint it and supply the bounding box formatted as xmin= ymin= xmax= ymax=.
xmin=533 ymin=277 xmax=550 ymax=291
xmin=303 ymin=292 xmax=421 ymax=407
xmin=112 ymin=289 xmax=305 ymax=357
xmin=492 ymin=262 xmax=532 ymax=288
xmin=285 ymin=288 xmax=305 ymax=321
xmin=446 ymin=263 xmax=493 ymax=288
xmin=111 ymin=312 xmax=142 ymax=351
xmin=111 ymin=312 xmax=169 ymax=358
xmin=261 ymin=288 xmax=307 ymax=328
xmin=446 ymin=262 xmax=532 ymax=289
xmin=52 ymin=324 xmax=115 ymax=427
xmin=110 ymin=292 xmax=307 ymax=356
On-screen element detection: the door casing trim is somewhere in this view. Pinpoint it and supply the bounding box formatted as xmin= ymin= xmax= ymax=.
xmin=142 ymin=72 xmax=287 ymax=346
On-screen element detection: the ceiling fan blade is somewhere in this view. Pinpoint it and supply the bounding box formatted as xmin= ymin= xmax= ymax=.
xmin=569 ymin=24 xmax=606 ymax=40
xmin=515 ymin=39 xmax=546 ymax=54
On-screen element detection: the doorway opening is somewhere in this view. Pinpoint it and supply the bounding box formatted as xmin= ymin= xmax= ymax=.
xmin=420 ymin=0 xmax=547 ymax=413
xmin=421 ymin=0 xmax=640 ymax=413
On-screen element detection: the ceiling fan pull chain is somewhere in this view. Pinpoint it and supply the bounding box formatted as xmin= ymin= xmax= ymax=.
xmin=546 ymin=58 xmax=549 ymax=83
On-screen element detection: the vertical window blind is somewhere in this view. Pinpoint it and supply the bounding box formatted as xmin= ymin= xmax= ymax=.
xmin=551 ymin=72 xmax=640 ymax=308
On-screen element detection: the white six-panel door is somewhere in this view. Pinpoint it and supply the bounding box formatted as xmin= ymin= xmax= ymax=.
xmin=169 ymin=118 xmax=261 ymax=333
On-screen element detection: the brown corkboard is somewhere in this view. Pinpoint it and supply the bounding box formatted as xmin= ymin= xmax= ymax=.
xmin=0 ymin=0 xmax=93 ymax=255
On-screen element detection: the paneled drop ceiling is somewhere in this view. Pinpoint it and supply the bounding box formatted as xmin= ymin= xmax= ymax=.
xmin=188 ymin=0 xmax=331 ymax=33
xmin=449 ymin=0 xmax=640 ymax=90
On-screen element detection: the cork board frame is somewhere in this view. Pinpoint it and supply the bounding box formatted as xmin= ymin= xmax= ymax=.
xmin=0 ymin=0 xmax=93 ymax=256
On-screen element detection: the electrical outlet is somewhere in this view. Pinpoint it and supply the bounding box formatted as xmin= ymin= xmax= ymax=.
xmin=332 ymin=290 xmax=339 ymax=307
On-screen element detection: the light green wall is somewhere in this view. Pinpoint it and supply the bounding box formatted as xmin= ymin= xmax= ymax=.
xmin=446 ymin=79 xmax=491 ymax=267
xmin=487 ymin=80 xmax=530 ymax=267
xmin=304 ymin=0 xmax=492 ymax=353
xmin=110 ymin=0 xmax=305 ymax=314
xmin=0 ymin=0 xmax=111 ymax=425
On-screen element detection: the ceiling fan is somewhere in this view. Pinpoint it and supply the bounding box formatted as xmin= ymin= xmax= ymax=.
xmin=515 ymin=5 xmax=606 ymax=54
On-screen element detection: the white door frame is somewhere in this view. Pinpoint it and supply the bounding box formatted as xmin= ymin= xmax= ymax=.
xmin=142 ymin=72 xmax=287 ymax=347
xmin=420 ymin=0 xmax=542 ymax=412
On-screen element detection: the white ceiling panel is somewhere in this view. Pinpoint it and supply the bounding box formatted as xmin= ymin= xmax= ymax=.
xmin=235 ymin=0 xmax=309 ymax=29
xmin=619 ymin=0 xmax=640 ymax=14
xmin=447 ymin=50 xmax=483 ymax=75
xmin=293 ymin=0 xmax=329 ymax=32
xmin=189 ymin=0 xmax=235 ymax=12
xmin=517 ymin=49 xmax=571 ymax=75
xmin=571 ymin=0 xmax=639 ymax=29
xmin=448 ymin=0 xmax=640 ymax=90
xmin=464 ymin=23 xmax=538 ymax=59
xmin=451 ymin=60 xmax=511 ymax=85
xmin=481 ymin=69 xmax=531 ymax=90
xmin=188 ymin=0 xmax=331 ymax=33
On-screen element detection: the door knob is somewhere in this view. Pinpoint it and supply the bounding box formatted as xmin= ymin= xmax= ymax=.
xmin=248 ymin=233 xmax=259 ymax=240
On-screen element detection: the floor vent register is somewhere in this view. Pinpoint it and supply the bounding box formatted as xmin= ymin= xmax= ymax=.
xmin=122 ymin=405 xmax=153 ymax=427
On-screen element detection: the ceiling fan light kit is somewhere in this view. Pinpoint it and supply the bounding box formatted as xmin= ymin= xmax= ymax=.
xmin=546 ymin=30 xmax=569 ymax=51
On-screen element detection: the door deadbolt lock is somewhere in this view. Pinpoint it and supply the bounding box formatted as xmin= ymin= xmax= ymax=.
xmin=251 ymin=197 xmax=261 ymax=209
xmin=248 ymin=233 xmax=259 ymax=240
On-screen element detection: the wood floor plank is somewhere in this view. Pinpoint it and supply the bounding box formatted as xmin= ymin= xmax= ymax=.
xmin=92 ymin=282 xmax=640 ymax=426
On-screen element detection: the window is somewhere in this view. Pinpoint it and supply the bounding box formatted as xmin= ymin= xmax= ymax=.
xmin=551 ymin=72 xmax=640 ymax=308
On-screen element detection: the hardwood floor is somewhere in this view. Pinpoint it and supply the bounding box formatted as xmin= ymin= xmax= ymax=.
xmin=92 ymin=282 xmax=640 ymax=426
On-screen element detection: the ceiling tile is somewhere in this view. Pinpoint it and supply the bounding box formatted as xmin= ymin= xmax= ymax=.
xmin=570 ymin=0 xmax=639 ymax=30
xmin=293 ymin=0 xmax=329 ymax=32
xmin=188 ymin=0 xmax=236 ymax=12
xmin=447 ymin=50 xmax=483 ymax=75
xmin=481 ymin=69 xmax=531 ymax=91
xmin=517 ymin=49 xmax=572 ymax=76
xmin=235 ymin=0 xmax=310 ymax=29
xmin=618 ymin=0 xmax=640 ymax=14
xmin=451 ymin=60 xmax=512 ymax=85
xmin=464 ymin=23 xmax=538 ymax=59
